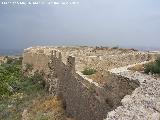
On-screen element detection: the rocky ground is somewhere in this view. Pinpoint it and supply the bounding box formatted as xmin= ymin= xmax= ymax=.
xmin=105 ymin=62 xmax=160 ymax=120
xmin=24 ymin=46 xmax=156 ymax=71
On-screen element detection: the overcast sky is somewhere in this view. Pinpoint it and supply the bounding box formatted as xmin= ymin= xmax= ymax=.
xmin=0 ymin=0 xmax=160 ymax=49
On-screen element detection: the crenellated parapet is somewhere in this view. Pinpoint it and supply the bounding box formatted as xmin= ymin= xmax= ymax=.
xmin=48 ymin=50 xmax=63 ymax=76
xmin=48 ymin=50 xmax=57 ymax=78
xmin=47 ymin=50 xmax=64 ymax=95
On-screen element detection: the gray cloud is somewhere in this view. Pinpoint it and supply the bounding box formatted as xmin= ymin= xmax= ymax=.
xmin=0 ymin=0 xmax=160 ymax=49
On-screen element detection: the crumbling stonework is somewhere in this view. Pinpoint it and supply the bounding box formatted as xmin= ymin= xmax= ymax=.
xmin=22 ymin=46 xmax=160 ymax=120
xmin=48 ymin=50 xmax=59 ymax=95
xmin=22 ymin=46 xmax=160 ymax=72
xmin=59 ymin=71 xmax=140 ymax=120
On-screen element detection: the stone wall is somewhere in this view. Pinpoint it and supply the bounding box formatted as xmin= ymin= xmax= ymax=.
xmin=101 ymin=72 xmax=140 ymax=109
xmin=22 ymin=46 xmax=160 ymax=73
xmin=22 ymin=49 xmax=50 ymax=74
xmin=22 ymin=47 xmax=144 ymax=120
xmin=59 ymin=70 xmax=140 ymax=120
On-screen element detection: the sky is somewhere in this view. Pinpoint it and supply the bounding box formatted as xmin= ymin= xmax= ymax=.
xmin=0 ymin=0 xmax=160 ymax=49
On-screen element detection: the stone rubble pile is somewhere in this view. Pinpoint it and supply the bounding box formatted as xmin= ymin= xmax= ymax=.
xmin=106 ymin=63 xmax=160 ymax=120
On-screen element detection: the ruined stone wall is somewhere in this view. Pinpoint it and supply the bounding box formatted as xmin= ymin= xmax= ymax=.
xmin=60 ymin=72 xmax=110 ymax=120
xmin=22 ymin=47 xmax=142 ymax=120
xmin=22 ymin=46 xmax=160 ymax=72
xmin=59 ymin=71 xmax=139 ymax=120
xmin=101 ymin=72 xmax=140 ymax=109
xmin=75 ymin=52 xmax=159 ymax=71
xmin=22 ymin=49 xmax=50 ymax=74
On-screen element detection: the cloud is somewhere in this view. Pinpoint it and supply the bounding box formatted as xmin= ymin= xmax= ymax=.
xmin=0 ymin=0 xmax=160 ymax=49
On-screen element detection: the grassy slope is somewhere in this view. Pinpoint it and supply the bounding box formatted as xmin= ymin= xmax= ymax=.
xmin=0 ymin=57 xmax=71 ymax=120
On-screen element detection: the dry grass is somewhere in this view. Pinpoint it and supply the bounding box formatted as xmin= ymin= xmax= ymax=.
xmin=128 ymin=62 xmax=154 ymax=72
xmin=128 ymin=61 xmax=160 ymax=80
xmin=24 ymin=96 xmax=74 ymax=120
xmin=88 ymin=70 xmax=111 ymax=84
xmin=128 ymin=64 xmax=145 ymax=72
xmin=29 ymin=96 xmax=63 ymax=113
xmin=88 ymin=72 xmax=104 ymax=83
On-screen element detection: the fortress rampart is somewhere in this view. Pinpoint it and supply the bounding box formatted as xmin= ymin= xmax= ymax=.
xmin=22 ymin=46 xmax=160 ymax=120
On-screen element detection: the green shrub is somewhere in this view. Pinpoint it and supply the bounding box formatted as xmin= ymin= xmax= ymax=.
xmin=5 ymin=56 xmax=22 ymax=65
xmin=19 ymin=77 xmax=44 ymax=94
xmin=144 ymin=63 xmax=152 ymax=74
xmin=0 ymin=59 xmax=23 ymax=97
xmin=144 ymin=57 xmax=160 ymax=74
xmin=0 ymin=57 xmax=44 ymax=97
xmin=82 ymin=68 xmax=96 ymax=75
xmin=155 ymin=57 xmax=160 ymax=66
xmin=14 ymin=57 xmax=23 ymax=65
xmin=6 ymin=56 xmax=14 ymax=64
xmin=112 ymin=46 xmax=119 ymax=49
xmin=0 ymin=58 xmax=47 ymax=120
xmin=30 ymin=70 xmax=45 ymax=88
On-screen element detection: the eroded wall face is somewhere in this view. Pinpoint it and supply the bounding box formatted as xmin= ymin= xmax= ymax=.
xmin=102 ymin=73 xmax=140 ymax=109
xmin=60 ymin=72 xmax=111 ymax=120
xmin=22 ymin=51 xmax=50 ymax=74
xmin=59 ymin=70 xmax=140 ymax=120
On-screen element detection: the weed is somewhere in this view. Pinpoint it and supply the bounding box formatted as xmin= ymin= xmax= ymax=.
xmin=82 ymin=68 xmax=96 ymax=75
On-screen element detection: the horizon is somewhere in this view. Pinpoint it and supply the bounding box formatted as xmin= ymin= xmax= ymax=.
xmin=0 ymin=45 xmax=160 ymax=56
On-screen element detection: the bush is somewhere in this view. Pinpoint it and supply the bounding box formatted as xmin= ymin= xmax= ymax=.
xmin=112 ymin=46 xmax=119 ymax=49
xmin=14 ymin=57 xmax=23 ymax=65
xmin=4 ymin=56 xmax=22 ymax=65
xmin=30 ymin=70 xmax=45 ymax=87
xmin=82 ymin=68 xmax=96 ymax=75
xmin=0 ymin=57 xmax=48 ymax=120
xmin=155 ymin=58 xmax=160 ymax=66
xmin=144 ymin=57 xmax=160 ymax=74
xmin=6 ymin=56 xmax=14 ymax=64
xmin=0 ymin=60 xmax=22 ymax=97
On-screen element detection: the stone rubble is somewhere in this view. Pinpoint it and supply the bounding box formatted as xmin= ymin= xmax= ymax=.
xmin=105 ymin=62 xmax=160 ymax=120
